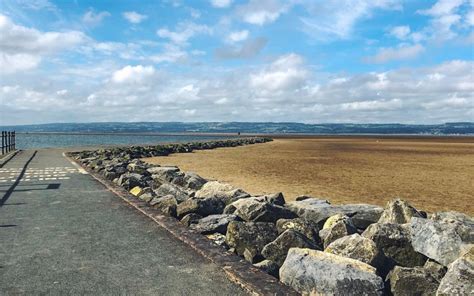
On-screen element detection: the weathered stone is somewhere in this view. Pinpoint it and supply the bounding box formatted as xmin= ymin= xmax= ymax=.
xmin=231 ymin=197 xmax=297 ymax=223
xmin=154 ymin=183 xmax=189 ymax=203
xmin=262 ymin=229 xmax=319 ymax=266
xmin=104 ymin=171 xmax=117 ymax=181
xmin=180 ymin=213 xmax=202 ymax=226
xmin=424 ymin=259 xmax=447 ymax=282
xmin=254 ymin=259 xmax=280 ymax=278
xmin=258 ymin=192 xmax=285 ymax=206
xmin=148 ymin=166 xmax=181 ymax=183
xmin=378 ymin=199 xmax=424 ymax=224
xmin=225 ymin=221 xmax=278 ymax=259
xmin=171 ymin=171 xmax=207 ymax=191
xmin=411 ymin=217 xmax=473 ymax=266
xmin=127 ymin=162 xmax=149 ymax=174
xmin=176 ymin=197 xmax=226 ymax=218
xmin=325 ymin=234 xmax=387 ymax=275
xmin=195 ymin=181 xmax=249 ymax=204
xmin=276 ymin=218 xmax=321 ymax=246
xmin=129 ymin=186 xmax=144 ymax=197
xmin=320 ymin=214 xmax=357 ymax=248
xmin=431 ymin=211 xmax=474 ymax=242
xmin=287 ymin=199 xmax=383 ymax=229
xmin=206 ymin=233 xmax=227 ymax=247
xmin=280 ymin=248 xmax=384 ymax=295
xmin=138 ymin=192 xmax=154 ymax=203
xmin=436 ymin=247 xmax=474 ymax=296
xmin=117 ymin=173 xmax=144 ymax=190
xmin=386 ymin=266 xmax=439 ymax=296
xmin=149 ymin=195 xmax=177 ymax=217
xmin=363 ymin=223 xmax=427 ymax=267
xmin=189 ymin=214 xmax=238 ymax=234
xmin=243 ymin=248 xmax=262 ymax=263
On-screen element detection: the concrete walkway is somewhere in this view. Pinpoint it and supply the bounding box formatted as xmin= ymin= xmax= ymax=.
xmin=0 ymin=149 xmax=247 ymax=295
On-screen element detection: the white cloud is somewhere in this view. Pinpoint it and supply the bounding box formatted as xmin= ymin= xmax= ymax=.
xmin=123 ymin=11 xmax=148 ymax=24
xmin=56 ymin=89 xmax=68 ymax=95
xmin=237 ymin=0 xmax=291 ymax=26
xmin=157 ymin=21 xmax=212 ymax=45
xmin=210 ymin=0 xmax=232 ymax=8
xmin=226 ymin=30 xmax=249 ymax=43
xmin=366 ymin=44 xmax=425 ymax=63
xmin=150 ymin=44 xmax=188 ymax=64
xmin=111 ymin=65 xmax=155 ymax=84
xmin=341 ymin=99 xmax=402 ymax=111
xmin=418 ymin=0 xmax=464 ymax=16
xmin=82 ymin=9 xmax=111 ymax=26
xmin=389 ymin=26 xmax=411 ymax=39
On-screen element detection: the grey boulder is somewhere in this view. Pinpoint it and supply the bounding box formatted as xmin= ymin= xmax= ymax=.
xmin=176 ymin=197 xmax=226 ymax=218
xmin=378 ymin=199 xmax=425 ymax=224
xmin=386 ymin=266 xmax=440 ymax=296
xmin=231 ymin=197 xmax=296 ymax=223
xmin=276 ymin=218 xmax=321 ymax=246
xmin=436 ymin=247 xmax=474 ymax=295
xmin=254 ymin=259 xmax=280 ymax=278
xmin=153 ymin=183 xmax=189 ymax=203
xmin=319 ymin=214 xmax=358 ymax=248
xmin=149 ymin=195 xmax=178 ymax=217
xmin=189 ymin=214 xmax=237 ymax=234
xmin=194 ymin=181 xmax=249 ymax=204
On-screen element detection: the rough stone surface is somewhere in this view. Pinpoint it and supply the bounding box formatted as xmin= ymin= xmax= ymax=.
xmin=149 ymin=195 xmax=178 ymax=217
xmin=225 ymin=221 xmax=278 ymax=259
xmin=154 ymin=183 xmax=189 ymax=203
xmin=180 ymin=213 xmax=202 ymax=226
xmin=171 ymin=172 xmax=207 ymax=191
xmin=195 ymin=181 xmax=249 ymax=204
xmin=320 ymin=214 xmax=357 ymax=249
xmin=276 ymin=218 xmax=321 ymax=246
xmin=325 ymin=234 xmax=387 ymax=274
xmin=411 ymin=217 xmax=473 ymax=266
xmin=424 ymin=260 xmax=447 ymax=282
xmin=176 ymin=197 xmax=226 ymax=218
xmin=189 ymin=214 xmax=237 ymax=235
xmin=148 ymin=166 xmax=181 ymax=183
xmin=258 ymin=192 xmax=285 ymax=206
xmin=437 ymin=247 xmax=474 ymax=296
xmin=386 ymin=266 xmax=439 ymax=296
xmin=363 ymin=223 xmax=427 ymax=267
xmin=262 ymin=229 xmax=319 ymax=266
xmin=378 ymin=199 xmax=424 ymax=224
xmin=280 ymin=248 xmax=384 ymax=296
xmin=231 ymin=197 xmax=297 ymax=223
xmin=206 ymin=233 xmax=227 ymax=247
xmin=254 ymin=260 xmax=280 ymax=278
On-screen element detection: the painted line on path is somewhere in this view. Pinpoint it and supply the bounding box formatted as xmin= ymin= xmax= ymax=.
xmin=62 ymin=152 xmax=88 ymax=174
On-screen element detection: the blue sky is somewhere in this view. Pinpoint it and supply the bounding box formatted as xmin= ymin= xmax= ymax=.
xmin=0 ymin=0 xmax=473 ymax=125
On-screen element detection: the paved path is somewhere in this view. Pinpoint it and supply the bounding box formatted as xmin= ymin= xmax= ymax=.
xmin=0 ymin=149 xmax=247 ymax=295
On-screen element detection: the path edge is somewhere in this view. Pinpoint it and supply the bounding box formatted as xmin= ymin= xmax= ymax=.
xmin=63 ymin=152 xmax=298 ymax=296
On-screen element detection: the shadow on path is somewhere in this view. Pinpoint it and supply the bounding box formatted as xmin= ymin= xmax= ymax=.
xmin=0 ymin=151 xmax=37 ymax=207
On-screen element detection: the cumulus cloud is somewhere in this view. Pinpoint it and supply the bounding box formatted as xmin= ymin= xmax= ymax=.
xmin=226 ymin=30 xmax=249 ymax=43
xmin=111 ymin=65 xmax=155 ymax=84
xmin=123 ymin=11 xmax=147 ymax=24
xmin=237 ymin=0 xmax=291 ymax=26
xmin=210 ymin=0 xmax=232 ymax=8
xmin=82 ymin=9 xmax=111 ymax=26
xmin=341 ymin=99 xmax=402 ymax=111
xmin=365 ymin=44 xmax=425 ymax=63
xmin=157 ymin=21 xmax=212 ymax=45
xmin=389 ymin=26 xmax=411 ymax=39
xmin=215 ymin=37 xmax=267 ymax=59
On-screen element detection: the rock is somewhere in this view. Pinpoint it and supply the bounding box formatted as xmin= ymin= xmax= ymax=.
xmin=325 ymin=234 xmax=387 ymax=275
xmin=295 ymin=195 xmax=319 ymax=201
xmin=386 ymin=266 xmax=439 ymax=296
xmin=148 ymin=166 xmax=181 ymax=183
xmin=189 ymin=214 xmax=238 ymax=234
xmin=171 ymin=172 xmax=207 ymax=191
xmin=411 ymin=217 xmax=473 ymax=266
xmin=320 ymin=214 xmax=357 ymax=248
xmin=154 ymin=183 xmax=189 ymax=203
xmin=276 ymin=218 xmax=321 ymax=246
xmin=424 ymin=260 xmax=447 ymax=282
xmin=180 ymin=213 xmax=202 ymax=226
xmin=117 ymin=173 xmax=144 ymax=190
xmin=138 ymin=192 xmax=154 ymax=203
xmin=225 ymin=221 xmax=278 ymax=260
xmin=436 ymin=247 xmax=474 ymax=296
xmin=378 ymin=199 xmax=425 ymax=224
xmin=231 ymin=197 xmax=297 ymax=223
xmin=280 ymin=248 xmax=384 ymax=295
xmin=431 ymin=211 xmax=474 ymax=228
xmin=129 ymin=186 xmax=144 ymax=197
xmin=259 ymin=192 xmax=285 ymax=206
xmin=195 ymin=181 xmax=250 ymax=204
xmin=363 ymin=223 xmax=426 ymax=267
xmin=176 ymin=197 xmax=226 ymax=218
xmin=149 ymin=195 xmax=177 ymax=217
xmin=104 ymin=171 xmax=117 ymax=181
xmin=254 ymin=259 xmax=280 ymax=278
xmin=287 ymin=199 xmax=383 ymax=229
xmin=127 ymin=162 xmax=149 ymax=174
xmin=206 ymin=233 xmax=227 ymax=247
xmin=262 ymin=229 xmax=319 ymax=266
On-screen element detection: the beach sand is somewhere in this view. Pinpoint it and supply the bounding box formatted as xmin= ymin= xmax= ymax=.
xmin=144 ymin=137 xmax=474 ymax=214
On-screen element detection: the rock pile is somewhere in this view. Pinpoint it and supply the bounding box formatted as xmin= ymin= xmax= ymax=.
xmin=71 ymin=139 xmax=473 ymax=295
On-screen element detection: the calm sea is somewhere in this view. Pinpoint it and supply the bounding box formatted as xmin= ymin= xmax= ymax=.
xmin=15 ymin=133 xmax=237 ymax=149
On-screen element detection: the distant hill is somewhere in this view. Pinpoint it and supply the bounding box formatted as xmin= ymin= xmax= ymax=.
xmin=1 ymin=122 xmax=473 ymax=135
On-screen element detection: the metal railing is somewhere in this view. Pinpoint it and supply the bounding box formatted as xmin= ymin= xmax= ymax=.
xmin=1 ymin=131 xmax=16 ymax=155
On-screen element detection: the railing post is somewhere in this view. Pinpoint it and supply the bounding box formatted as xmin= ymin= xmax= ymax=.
xmin=1 ymin=131 xmax=4 ymax=155
xmin=13 ymin=131 xmax=15 ymax=150
xmin=7 ymin=131 xmax=11 ymax=152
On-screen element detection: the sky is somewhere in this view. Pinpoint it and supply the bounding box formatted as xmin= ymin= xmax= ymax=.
xmin=0 ymin=0 xmax=473 ymax=125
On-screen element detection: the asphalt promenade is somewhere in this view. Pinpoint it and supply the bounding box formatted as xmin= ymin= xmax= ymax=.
xmin=0 ymin=149 xmax=247 ymax=295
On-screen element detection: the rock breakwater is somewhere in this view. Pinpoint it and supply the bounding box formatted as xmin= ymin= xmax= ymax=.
xmin=70 ymin=138 xmax=473 ymax=295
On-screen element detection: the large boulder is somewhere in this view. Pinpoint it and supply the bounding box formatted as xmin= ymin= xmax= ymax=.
xmin=231 ymin=197 xmax=297 ymax=223
xmin=386 ymin=266 xmax=440 ymax=296
xmin=325 ymin=234 xmax=387 ymax=275
xmin=153 ymin=183 xmax=189 ymax=203
xmin=171 ymin=171 xmax=207 ymax=191
xmin=261 ymin=229 xmax=319 ymax=266
xmin=256 ymin=192 xmax=286 ymax=206
xmin=253 ymin=259 xmax=280 ymax=278
xmin=149 ymin=195 xmax=178 ymax=217
xmin=280 ymin=248 xmax=384 ymax=295
xmin=411 ymin=217 xmax=473 ymax=266
xmin=437 ymin=247 xmax=474 ymax=296
xmin=189 ymin=214 xmax=238 ymax=235
xmin=320 ymin=214 xmax=358 ymax=248
xmin=195 ymin=181 xmax=249 ymax=204
xmin=276 ymin=218 xmax=321 ymax=246
xmin=176 ymin=197 xmax=226 ymax=218
xmin=117 ymin=173 xmax=144 ymax=190
xmin=180 ymin=213 xmax=202 ymax=226
xmin=148 ymin=166 xmax=181 ymax=183
xmin=225 ymin=221 xmax=278 ymax=261
xmin=363 ymin=223 xmax=426 ymax=267
xmin=286 ymin=199 xmax=383 ymax=229
xmin=378 ymin=199 xmax=425 ymax=224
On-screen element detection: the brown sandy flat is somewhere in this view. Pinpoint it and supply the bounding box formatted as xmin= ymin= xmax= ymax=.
xmin=144 ymin=137 xmax=474 ymax=215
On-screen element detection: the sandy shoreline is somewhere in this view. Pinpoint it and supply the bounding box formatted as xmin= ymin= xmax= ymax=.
xmin=145 ymin=136 xmax=474 ymax=214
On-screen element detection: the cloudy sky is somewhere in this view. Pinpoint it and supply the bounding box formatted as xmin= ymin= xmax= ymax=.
xmin=0 ymin=0 xmax=473 ymax=125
